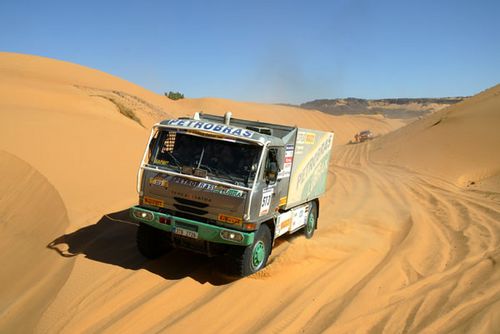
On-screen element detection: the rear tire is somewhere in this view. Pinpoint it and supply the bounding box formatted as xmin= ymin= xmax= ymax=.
xmin=136 ymin=223 xmax=171 ymax=259
xmin=227 ymin=224 xmax=272 ymax=277
xmin=304 ymin=201 xmax=317 ymax=239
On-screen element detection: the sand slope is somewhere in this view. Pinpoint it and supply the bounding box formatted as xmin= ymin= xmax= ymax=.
xmin=1 ymin=53 xmax=499 ymax=333
xmin=0 ymin=151 xmax=72 ymax=333
xmin=372 ymin=84 xmax=500 ymax=189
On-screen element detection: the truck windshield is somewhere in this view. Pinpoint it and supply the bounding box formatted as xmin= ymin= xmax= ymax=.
xmin=148 ymin=130 xmax=261 ymax=187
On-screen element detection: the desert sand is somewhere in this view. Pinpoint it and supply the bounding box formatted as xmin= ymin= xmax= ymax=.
xmin=0 ymin=53 xmax=499 ymax=333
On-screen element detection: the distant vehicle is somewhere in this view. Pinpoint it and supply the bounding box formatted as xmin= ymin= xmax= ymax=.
xmin=354 ymin=130 xmax=374 ymax=143
xmin=130 ymin=112 xmax=334 ymax=276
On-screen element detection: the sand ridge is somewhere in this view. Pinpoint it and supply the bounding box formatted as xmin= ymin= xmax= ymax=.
xmin=0 ymin=53 xmax=499 ymax=333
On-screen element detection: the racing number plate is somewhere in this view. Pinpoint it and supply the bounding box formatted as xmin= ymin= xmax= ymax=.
xmin=174 ymin=227 xmax=198 ymax=239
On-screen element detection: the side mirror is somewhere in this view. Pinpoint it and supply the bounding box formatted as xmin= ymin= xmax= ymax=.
xmin=266 ymin=162 xmax=278 ymax=183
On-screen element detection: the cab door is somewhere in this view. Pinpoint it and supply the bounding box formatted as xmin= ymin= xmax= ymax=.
xmin=254 ymin=146 xmax=285 ymax=220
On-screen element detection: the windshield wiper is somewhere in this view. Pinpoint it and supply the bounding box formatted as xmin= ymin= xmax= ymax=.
xmin=211 ymin=167 xmax=241 ymax=185
xmin=196 ymin=147 xmax=206 ymax=169
xmin=164 ymin=151 xmax=182 ymax=170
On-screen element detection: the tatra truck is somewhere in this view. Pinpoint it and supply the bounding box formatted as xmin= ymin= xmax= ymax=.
xmin=130 ymin=112 xmax=334 ymax=276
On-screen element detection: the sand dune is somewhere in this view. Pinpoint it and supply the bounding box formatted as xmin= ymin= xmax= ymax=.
xmin=0 ymin=53 xmax=499 ymax=333
xmin=0 ymin=151 xmax=71 ymax=333
xmin=371 ymin=84 xmax=500 ymax=190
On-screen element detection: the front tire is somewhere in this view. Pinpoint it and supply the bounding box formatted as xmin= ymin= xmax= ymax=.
xmin=136 ymin=223 xmax=171 ymax=259
xmin=228 ymin=224 xmax=272 ymax=277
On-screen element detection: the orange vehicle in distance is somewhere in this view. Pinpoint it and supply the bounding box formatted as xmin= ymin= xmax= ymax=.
xmin=353 ymin=130 xmax=374 ymax=143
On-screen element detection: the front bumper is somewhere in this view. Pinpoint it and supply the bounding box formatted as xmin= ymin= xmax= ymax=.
xmin=129 ymin=206 xmax=254 ymax=246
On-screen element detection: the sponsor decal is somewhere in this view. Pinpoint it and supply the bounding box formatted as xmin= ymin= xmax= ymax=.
xmin=166 ymin=119 xmax=254 ymax=138
xmin=296 ymin=134 xmax=333 ymax=190
xmin=172 ymin=177 xmax=245 ymax=198
xmin=217 ymin=214 xmax=243 ymax=225
xmin=291 ymin=205 xmax=307 ymax=230
xmin=278 ymin=218 xmax=291 ymax=237
xmin=280 ymin=218 xmax=291 ymax=229
xmin=305 ymin=133 xmax=316 ymax=144
xmin=148 ymin=175 xmax=169 ymax=189
xmin=153 ymin=159 xmax=169 ymax=166
xmin=287 ymin=131 xmax=334 ymax=205
xmin=259 ymin=187 xmax=274 ymax=216
xmin=143 ymin=196 xmax=165 ymax=208
xmin=279 ymin=145 xmax=294 ymax=178
xmin=187 ymin=130 xmax=228 ymax=140
xmin=275 ymin=211 xmax=292 ymax=238
xmin=170 ymin=190 xmax=212 ymax=203
xmin=283 ymin=157 xmax=293 ymax=174
xmin=297 ymin=131 xmax=316 ymax=145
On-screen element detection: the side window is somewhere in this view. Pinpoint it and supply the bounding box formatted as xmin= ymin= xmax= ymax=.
xmin=265 ymin=148 xmax=278 ymax=171
xmin=264 ymin=148 xmax=279 ymax=184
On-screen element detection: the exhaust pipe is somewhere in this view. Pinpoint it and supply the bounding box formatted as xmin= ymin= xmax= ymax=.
xmin=224 ymin=111 xmax=232 ymax=125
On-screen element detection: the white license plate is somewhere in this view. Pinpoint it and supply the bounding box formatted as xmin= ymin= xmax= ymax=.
xmin=174 ymin=227 xmax=198 ymax=239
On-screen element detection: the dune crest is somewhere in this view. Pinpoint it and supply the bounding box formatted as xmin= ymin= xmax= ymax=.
xmin=0 ymin=151 xmax=72 ymax=332
xmin=372 ymin=84 xmax=500 ymax=189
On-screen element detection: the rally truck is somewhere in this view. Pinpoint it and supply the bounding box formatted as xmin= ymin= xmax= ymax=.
xmin=130 ymin=112 xmax=334 ymax=276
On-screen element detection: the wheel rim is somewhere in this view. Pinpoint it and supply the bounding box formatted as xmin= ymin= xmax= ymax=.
xmin=251 ymin=241 xmax=266 ymax=270
xmin=306 ymin=211 xmax=315 ymax=234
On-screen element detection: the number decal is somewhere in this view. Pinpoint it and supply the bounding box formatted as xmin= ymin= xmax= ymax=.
xmin=259 ymin=188 xmax=274 ymax=216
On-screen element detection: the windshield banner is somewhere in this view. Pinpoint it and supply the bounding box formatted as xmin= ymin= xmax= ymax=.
xmin=164 ymin=119 xmax=254 ymax=139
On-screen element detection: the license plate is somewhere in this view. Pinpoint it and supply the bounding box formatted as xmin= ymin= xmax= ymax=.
xmin=174 ymin=227 xmax=198 ymax=239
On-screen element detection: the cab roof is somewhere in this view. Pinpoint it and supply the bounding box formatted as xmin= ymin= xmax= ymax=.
xmin=158 ymin=114 xmax=295 ymax=146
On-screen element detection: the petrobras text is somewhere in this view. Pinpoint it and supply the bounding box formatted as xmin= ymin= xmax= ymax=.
xmin=165 ymin=119 xmax=253 ymax=138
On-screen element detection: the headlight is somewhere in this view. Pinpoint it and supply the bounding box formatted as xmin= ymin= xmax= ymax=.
xmin=133 ymin=209 xmax=154 ymax=221
xmin=220 ymin=230 xmax=244 ymax=243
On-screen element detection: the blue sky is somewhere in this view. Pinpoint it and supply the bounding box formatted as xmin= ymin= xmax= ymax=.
xmin=1 ymin=0 xmax=499 ymax=104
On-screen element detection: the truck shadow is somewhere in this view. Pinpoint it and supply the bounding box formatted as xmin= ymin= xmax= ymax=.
xmin=47 ymin=209 xmax=237 ymax=286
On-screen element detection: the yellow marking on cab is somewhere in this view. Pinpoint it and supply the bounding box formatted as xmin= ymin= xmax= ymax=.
xmin=218 ymin=214 xmax=243 ymax=225
xmin=143 ymin=196 xmax=165 ymax=208
xmin=149 ymin=177 xmax=169 ymax=188
xmin=280 ymin=218 xmax=291 ymax=229
xmin=305 ymin=133 xmax=316 ymax=144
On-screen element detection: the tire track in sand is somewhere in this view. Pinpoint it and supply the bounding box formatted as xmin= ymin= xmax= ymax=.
xmin=302 ymin=141 xmax=500 ymax=333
